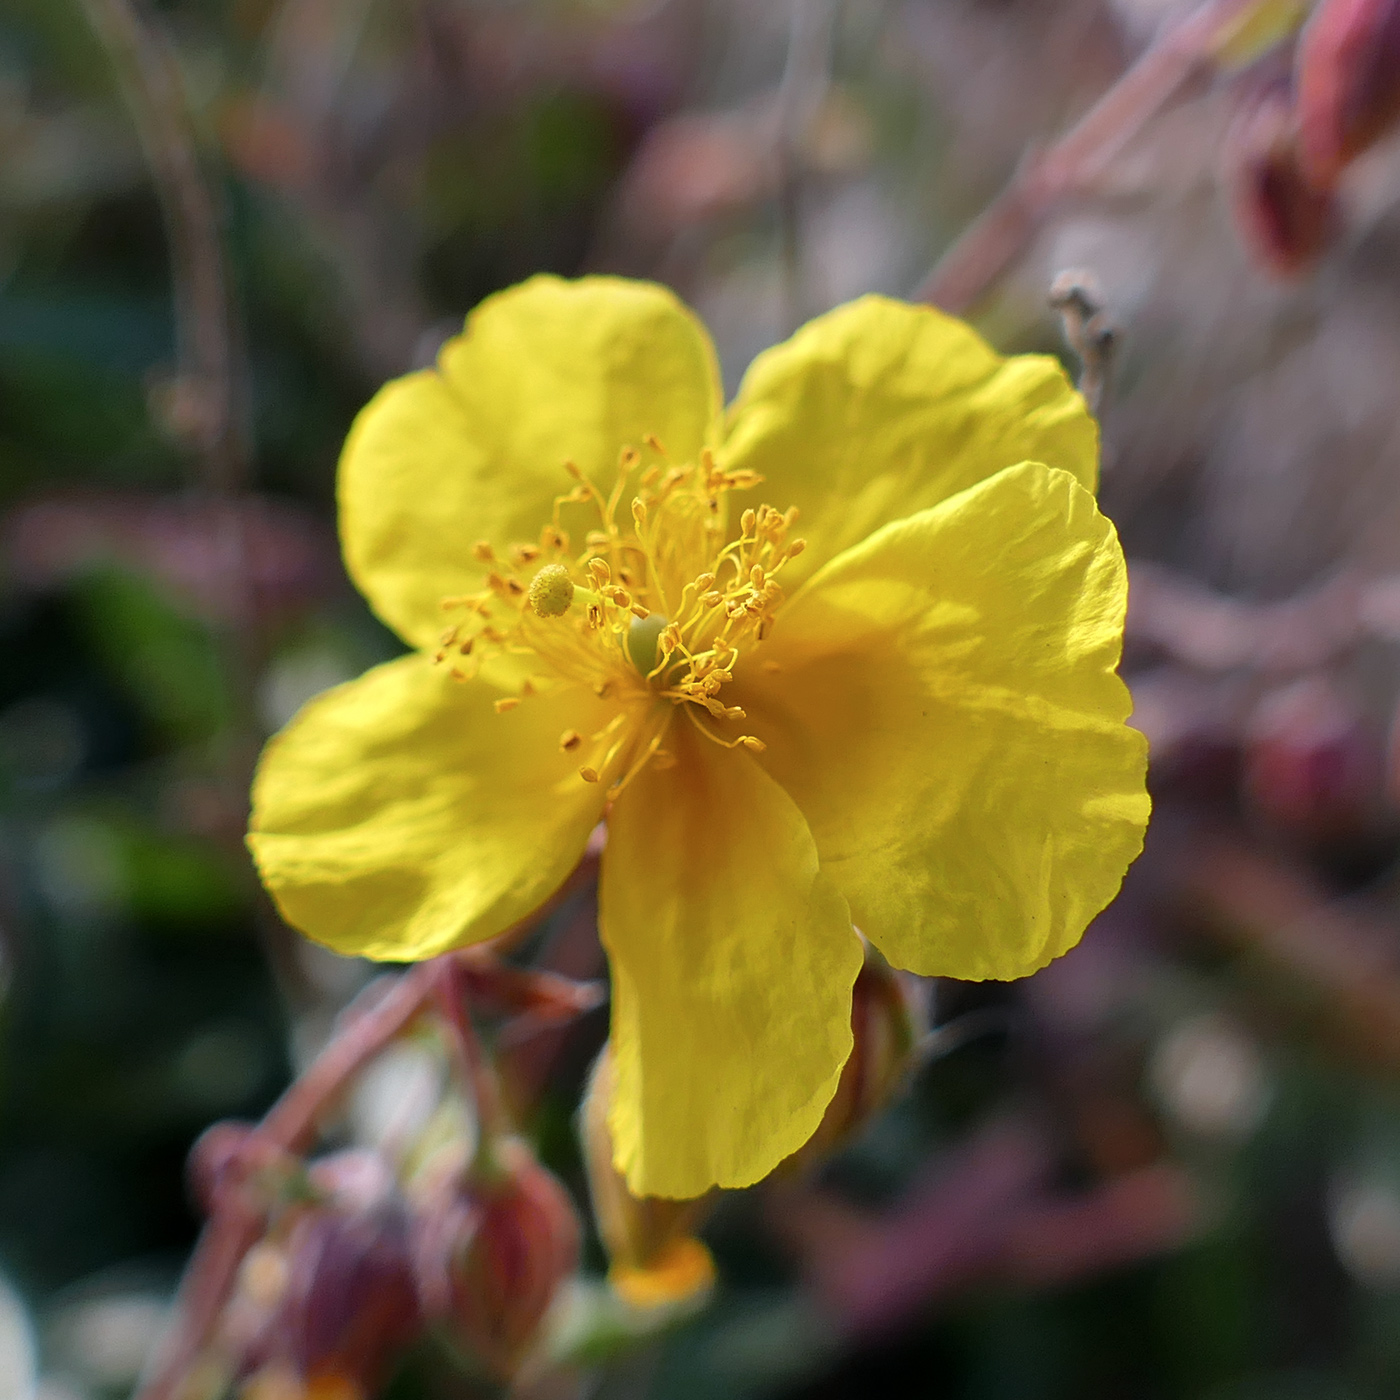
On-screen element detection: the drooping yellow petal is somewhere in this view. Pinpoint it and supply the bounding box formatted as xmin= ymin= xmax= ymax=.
xmin=601 ymin=718 xmax=862 ymax=1199
xmin=721 ymin=296 xmax=1098 ymax=585
xmin=736 ymin=461 xmax=1149 ymax=981
xmin=339 ymin=275 xmax=723 ymax=650
xmin=248 ymin=655 xmax=619 ymax=961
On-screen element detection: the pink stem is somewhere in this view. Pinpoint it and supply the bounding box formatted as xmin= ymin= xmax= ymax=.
xmin=915 ymin=0 xmax=1264 ymax=313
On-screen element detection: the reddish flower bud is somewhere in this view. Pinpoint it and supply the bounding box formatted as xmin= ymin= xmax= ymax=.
xmin=242 ymin=1152 xmax=421 ymax=1395
xmin=579 ymin=1046 xmax=717 ymax=1309
xmin=788 ymin=948 xmax=921 ymax=1170
xmin=1226 ymin=82 xmax=1338 ymax=277
xmin=1243 ymin=676 xmax=1384 ymax=844
xmin=413 ymin=1138 xmax=580 ymax=1379
xmin=1297 ymin=0 xmax=1400 ymax=186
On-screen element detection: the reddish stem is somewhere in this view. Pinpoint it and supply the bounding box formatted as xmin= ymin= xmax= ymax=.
xmin=435 ymin=958 xmax=512 ymax=1150
xmin=915 ymin=0 xmax=1265 ymax=313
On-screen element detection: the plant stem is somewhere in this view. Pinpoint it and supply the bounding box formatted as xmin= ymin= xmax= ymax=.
xmin=913 ymin=0 xmax=1266 ymax=313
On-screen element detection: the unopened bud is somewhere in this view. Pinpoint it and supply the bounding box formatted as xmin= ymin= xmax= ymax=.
xmin=788 ymin=946 xmax=920 ymax=1170
xmin=414 ymin=1138 xmax=580 ymax=1379
xmin=1245 ymin=676 xmax=1386 ymax=847
xmin=1225 ymin=83 xmax=1338 ymax=277
xmin=247 ymin=1151 xmax=421 ymax=1394
xmin=579 ymin=1046 xmax=717 ymax=1309
xmin=1296 ymin=0 xmax=1400 ymax=187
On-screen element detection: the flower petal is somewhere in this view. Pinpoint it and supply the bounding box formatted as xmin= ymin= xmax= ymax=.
xmin=736 ymin=461 xmax=1149 ymax=981
xmin=721 ymin=296 xmax=1098 ymax=583
xmin=601 ymin=718 xmax=862 ymax=1199
xmin=340 ymin=275 xmax=722 ymax=649
xmin=248 ymin=655 xmax=617 ymax=960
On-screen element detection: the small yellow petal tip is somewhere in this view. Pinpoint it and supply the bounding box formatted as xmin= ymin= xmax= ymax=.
xmin=608 ymin=1237 xmax=716 ymax=1311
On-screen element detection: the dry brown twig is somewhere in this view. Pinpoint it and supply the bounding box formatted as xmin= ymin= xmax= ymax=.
xmin=78 ymin=0 xmax=249 ymax=487
xmin=1049 ymin=268 xmax=1119 ymax=415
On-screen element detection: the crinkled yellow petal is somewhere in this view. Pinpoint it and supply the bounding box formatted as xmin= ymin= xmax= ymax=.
xmin=248 ymin=655 xmax=618 ymax=961
xmin=721 ymin=296 xmax=1098 ymax=584
xmin=339 ymin=275 xmax=722 ymax=650
xmin=737 ymin=461 xmax=1149 ymax=981
xmin=601 ymin=718 xmax=862 ymax=1199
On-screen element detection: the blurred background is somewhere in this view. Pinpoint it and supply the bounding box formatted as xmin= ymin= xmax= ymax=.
xmin=5 ymin=0 xmax=1400 ymax=1396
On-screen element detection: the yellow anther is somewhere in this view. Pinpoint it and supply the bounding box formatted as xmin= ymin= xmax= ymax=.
xmin=512 ymin=543 xmax=541 ymax=564
xmin=440 ymin=627 xmax=458 ymax=645
xmin=644 ymin=433 xmax=666 ymax=452
xmin=606 ymin=587 xmax=632 ymax=607
xmin=495 ymin=697 xmax=521 ymax=713
xmin=585 ymin=530 xmax=611 ymax=548
xmin=459 ymin=638 xmax=474 ymax=655
xmin=630 ymin=603 xmax=650 ymax=619
xmin=632 ymin=498 xmax=648 ymax=526
xmin=528 ymin=564 xmax=575 ymax=618
xmin=787 ymin=538 xmax=807 ymax=558
xmin=560 ymin=730 xmax=582 ymax=752
xmin=589 ymin=559 xmax=611 ymax=586
xmin=741 ymin=736 xmax=767 ymax=753
xmin=579 ymin=766 xmax=600 ymax=783
xmin=450 ymin=668 xmax=466 ymax=681
xmin=621 ymin=447 xmax=640 ymax=468
xmin=541 ymin=525 xmax=569 ymax=552
xmin=694 ymin=572 xmax=716 ymax=592
xmin=749 ymin=565 xmax=765 ymax=585
xmin=702 ymin=591 xmax=723 ymax=608
xmin=740 ymin=508 xmax=757 ymax=536
xmin=563 ymin=460 xmax=584 ymax=480
xmin=472 ymin=541 xmax=495 ymax=562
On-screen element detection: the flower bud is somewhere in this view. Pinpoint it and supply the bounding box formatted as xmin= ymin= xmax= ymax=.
xmin=788 ymin=946 xmax=920 ymax=1170
xmin=1244 ymin=676 xmax=1385 ymax=847
xmin=579 ymin=1046 xmax=717 ymax=1309
xmin=413 ymin=1138 xmax=580 ymax=1379
xmin=241 ymin=1152 xmax=421 ymax=1396
xmin=1225 ymin=82 xmax=1338 ymax=277
xmin=1296 ymin=0 xmax=1400 ymax=187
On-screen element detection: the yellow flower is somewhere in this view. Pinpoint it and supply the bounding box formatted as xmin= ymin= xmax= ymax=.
xmin=247 ymin=275 xmax=1149 ymax=1200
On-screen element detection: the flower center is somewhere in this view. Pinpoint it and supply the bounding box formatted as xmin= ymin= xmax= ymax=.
xmin=432 ymin=437 xmax=804 ymax=792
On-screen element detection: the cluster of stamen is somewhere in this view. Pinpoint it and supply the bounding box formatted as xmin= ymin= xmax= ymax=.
xmin=433 ymin=435 xmax=804 ymax=791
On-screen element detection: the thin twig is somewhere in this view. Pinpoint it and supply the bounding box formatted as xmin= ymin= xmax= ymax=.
xmin=774 ymin=0 xmax=839 ymax=331
xmin=1049 ymin=268 xmax=1118 ymax=416
xmin=77 ymin=0 xmax=317 ymax=1018
xmin=914 ymin=0 xmax=1265 ymax=313
xmin=77 ymin=0 xmax=249 ymax=488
